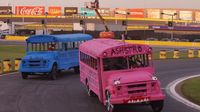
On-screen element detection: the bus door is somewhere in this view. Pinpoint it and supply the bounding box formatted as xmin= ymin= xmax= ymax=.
xmin=97 ymin=57 xmax=104 ymax=103
xmin=57 ymin=42 xmax=67 ymax=69
xmin=65 ymin=42 xmax=79 ymax=68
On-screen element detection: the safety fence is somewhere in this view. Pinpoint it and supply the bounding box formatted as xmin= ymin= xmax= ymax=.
xmin=0 ymin=58 xmax=21 ymax=75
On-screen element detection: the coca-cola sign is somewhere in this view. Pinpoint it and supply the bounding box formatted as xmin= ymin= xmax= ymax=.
xmin=15 ymin=6 xmax=45 ymax=16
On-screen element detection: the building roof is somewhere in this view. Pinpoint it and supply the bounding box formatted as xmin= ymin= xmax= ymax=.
xmin=26 ymin=33 xmax=92 ymax=43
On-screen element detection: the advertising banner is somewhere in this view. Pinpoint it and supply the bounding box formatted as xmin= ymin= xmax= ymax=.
xmin=48 ymin=6 xmax=61 ymax=16
xmin=195 ymin=11 xmax=200 ymax=21
xmin=15 ymin=6 xmax=45 ymax=16
xmin=179 ymin=11 xmax=193 ymax=20
xmin=0 ymin=6 xmax=12 ymax=15
xmin=97 ymin=8 xmax=112 ymax=17
xmin=147 ymin=9 xmax=160 ymax=19
xmin=80 ymin=8 xmax=95 ymax=17
xmin=128 ymin=9 xmax=145 ymax=18
xmin=64 ymin=7 xmax=78 ymax=16
xmin=114 ymin=8 xmax=127 ymax=18
xmin=162 ymin=10 xmax=177 ymax=19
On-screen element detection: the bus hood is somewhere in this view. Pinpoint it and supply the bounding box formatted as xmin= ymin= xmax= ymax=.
xmin=108 ymin=71 xmax=153 ymax=85
xmin=22 ymin=52 xmax=56 ymax=60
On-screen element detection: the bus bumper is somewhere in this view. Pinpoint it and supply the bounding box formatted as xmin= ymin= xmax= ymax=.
xmin=110 ymin=93 xmax=165 ymax=104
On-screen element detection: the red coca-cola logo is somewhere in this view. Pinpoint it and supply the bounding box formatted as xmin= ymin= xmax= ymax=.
xmin=16 ymin=6 xmax=44 ymax=16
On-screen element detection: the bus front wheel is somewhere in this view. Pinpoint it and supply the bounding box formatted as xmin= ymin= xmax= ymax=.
xmin=74 ymin=66 xmax=80 ymax=73
xmin=21 ymin=72 xmax=28 ymax=79
xmin=49 ymin=64 xmax=57 ymax=80
xmin=150 ymin=100 xmax=164 ymax=112
xmin=105 ymin=91 xmax=114 ymax=112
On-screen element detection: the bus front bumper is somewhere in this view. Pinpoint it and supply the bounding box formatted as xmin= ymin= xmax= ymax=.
xmin=110 ymin=93 xmax=165 ymax=105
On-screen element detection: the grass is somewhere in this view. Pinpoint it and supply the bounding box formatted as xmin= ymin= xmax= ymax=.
xmin=0 ymin=44 xmax=199 ymax=60
xmin=0 ymin=45 xmax=26 ymax=60
xmin=181 ymin=77 xmax=200 ymax=105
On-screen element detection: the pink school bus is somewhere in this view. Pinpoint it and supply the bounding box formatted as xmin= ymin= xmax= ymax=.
xmin=79 ymin=39 xmax=165 ymax=112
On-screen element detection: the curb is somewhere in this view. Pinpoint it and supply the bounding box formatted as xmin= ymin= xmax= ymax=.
xmin=166 ymin=74 xmax=200 ymax=111
xmin=0 ymin=72 xmax=18 ymax=77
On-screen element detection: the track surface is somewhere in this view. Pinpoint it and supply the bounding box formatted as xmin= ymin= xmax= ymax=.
xmin=0 ymin=59 xmax=200 ymax=112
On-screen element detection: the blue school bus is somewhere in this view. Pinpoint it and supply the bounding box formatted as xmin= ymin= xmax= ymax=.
xmin=19 ymin=34 xmax=93 ymax=80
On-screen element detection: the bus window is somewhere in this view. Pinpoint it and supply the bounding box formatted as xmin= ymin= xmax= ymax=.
xmin=103 ymin=57 xmax=128 ymax=71
xmin=128 ymin=54 xmax=149 ymax=68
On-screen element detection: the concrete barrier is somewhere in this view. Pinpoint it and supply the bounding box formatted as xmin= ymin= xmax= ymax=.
xmin=5 ymin=36 xmax=28 ymax=41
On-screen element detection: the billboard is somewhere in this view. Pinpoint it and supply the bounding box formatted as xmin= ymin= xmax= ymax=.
xmin=80 ymin=8 xmax=95 ymax=17
xmin=48 ymin=6 xmax=61 ymax=16
xmin=147 ymin=9 xmax=160 ymax=19
xmin=195 ymin=11 xmax=200 ymax=21
xmin=15 ymin=6 xmax=45 ymax=16
xmin=0 ymin=6 xmax=12 ymax=15
xmin=64 ymin=7 xmax=78 ymax=16
xmin=179 ymin=11 xmax=193 ymax=20
xmin=162 ymin=10 xmax=177 ymax=19
xmin=128 ymin=9 xmax=145 ymax=18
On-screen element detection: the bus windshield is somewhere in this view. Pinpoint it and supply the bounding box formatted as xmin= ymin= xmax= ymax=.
xmin=103 ymin=54 xmax=149 ymax=71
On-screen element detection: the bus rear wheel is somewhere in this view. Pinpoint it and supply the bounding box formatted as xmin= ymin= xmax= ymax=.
xmin=150 ymin=100 xmax=164 ymax=112
xmin=21 ymin=72 xmax=28 ymax=79
xmin=49 ymin=64 xmax=57 ymax=80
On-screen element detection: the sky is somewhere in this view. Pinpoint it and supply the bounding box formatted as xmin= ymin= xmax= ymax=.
xmin=0 ymin=0 xmax=200 ymax=9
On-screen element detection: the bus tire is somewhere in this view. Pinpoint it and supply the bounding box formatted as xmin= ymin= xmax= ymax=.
xmin=105 ymin=91 xmax=114 ymax=112
xmin=74 ymin=66 xmax=80 ymax=73
xmin=49 ymin=64 xmax=57 ymax=80
xmin=86 ymin=80 xmax=95 ymax=97
xmin=21 ymin=72 xmax=28 ymax=79
xmin=150 ymin=100 xmax=164 ymax=112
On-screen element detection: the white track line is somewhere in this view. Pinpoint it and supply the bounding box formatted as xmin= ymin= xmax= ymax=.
xmin=166 ymin=74 xmax=200 ymax=111
xmin=0 ymin=72 xmax=18 ymax=77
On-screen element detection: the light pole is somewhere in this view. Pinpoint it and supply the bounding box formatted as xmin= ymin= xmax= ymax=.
xmin=125 ymin=11 xmax=130 ymax=38
xmin=45 ymin=12 xmax=48 ymax=35
xmin=161 ymin=12 xmax=177 ymax=41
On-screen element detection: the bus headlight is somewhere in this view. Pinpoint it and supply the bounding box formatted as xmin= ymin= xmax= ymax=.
xmin=152 ymin=76 xmax=158 ymax=80
xmin=114 ymin=80 xmax=121 ymax=85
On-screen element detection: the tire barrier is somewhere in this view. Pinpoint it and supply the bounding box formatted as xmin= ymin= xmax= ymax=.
xmin=0 ymin=59 xmax=21 ymax=74
xmin=160 ymin=50 xmax=167 ymax=59
xmin=198 ymin=49 xmax=200 ymax=58
xmin=188 ymin=49 xmax=194 ymax=58
xmin=0 ymin=61 xmax=3 ymax=74
xmin=173 ymin=50 xmax=180 ymax=59
xmin=14 ymin=58 xmax=21 ymax=71
xmin=3 ymin=59 xmax=12 ymax=73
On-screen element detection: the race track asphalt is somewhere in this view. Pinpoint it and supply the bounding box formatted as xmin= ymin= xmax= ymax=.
xmin=0 ymin=59 xmax=200 ymax=112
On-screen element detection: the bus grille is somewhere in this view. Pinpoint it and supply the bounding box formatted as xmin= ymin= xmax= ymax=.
xmin=127 ymin=83 xmax=147 ymax=95
xmin=28 ymin=60 xmax=42 ymax=67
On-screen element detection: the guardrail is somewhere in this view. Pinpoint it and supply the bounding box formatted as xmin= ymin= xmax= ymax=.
xmin=0 ymin=58 xmax=21 ymax=75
